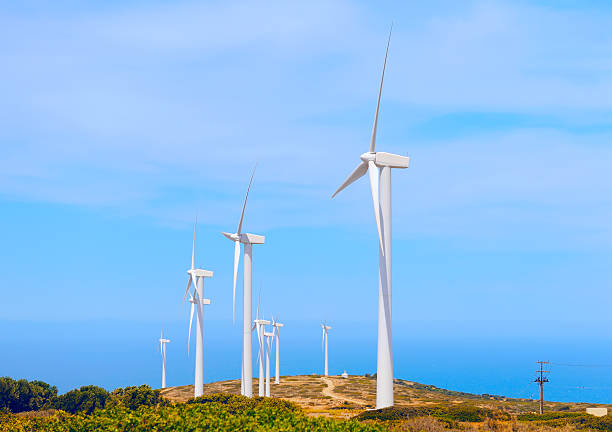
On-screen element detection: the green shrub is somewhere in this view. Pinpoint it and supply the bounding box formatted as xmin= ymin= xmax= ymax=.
xmin=354 ymin=404 xmax=511 ymax=423
xmin=0 ymin=377 xmax=57 ymax=413
xmin=107 ymin=385 xmax=165 ymax=410
xmin=189 ymin=393 xmax=301 ymax=413
xmin=0 ymin=396 xmax=387 ymax=431
xmin=49 ymin=385 xmax=109 ymax=414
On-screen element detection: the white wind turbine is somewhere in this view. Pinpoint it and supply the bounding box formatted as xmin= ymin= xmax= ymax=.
xmin=158 ymin=330 xmax=170 ymax=389
xmin=264 ymin=327 xmax=275 ymax=397
xmin=182 ymin=220 xmax=213 ymax=398
xmin=331 ymin=26 xmax=409 ymax=409
xmin=222 ymin=165 xmax=265 ymax=398
xmin=321 ymin=323 xmax=331 ymax=376
xmin=253 ymin=298 xmax=270 ymax=397
xmin=271 ymin=318 xmax=284 ymax=384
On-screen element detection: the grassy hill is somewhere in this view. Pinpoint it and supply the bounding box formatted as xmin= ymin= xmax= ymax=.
xmin=161 ymin=374 xmax=612 ymax=418
xmin=5 ymin=375 xmax=612 ymax=431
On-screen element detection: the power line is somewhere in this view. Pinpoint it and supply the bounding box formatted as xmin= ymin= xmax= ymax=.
xmin=551 ymin=362 xmax=612 ymax=368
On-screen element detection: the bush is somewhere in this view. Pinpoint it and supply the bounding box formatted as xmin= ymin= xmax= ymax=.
xmin=0 ymin=377 xmax=57 ymax=413
xmin=517 ymin=411 xmax=612 ymax=431
xmin=107 ymin=385 xmax=165 ymax=410
xmin=49 ymin=385 xmax=109 ymax=414
xmin=188 ymin=393 xmax=301 ymax=413
xmin=354 ymin=404 xmax=511 ymax=423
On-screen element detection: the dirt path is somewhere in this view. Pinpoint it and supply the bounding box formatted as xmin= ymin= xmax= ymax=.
xmin=320 ymin=377 xmax=367 ymax=406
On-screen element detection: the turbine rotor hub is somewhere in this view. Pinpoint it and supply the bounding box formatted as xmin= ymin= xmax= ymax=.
xmin=360 ymin=152 xmax=376 ymax=162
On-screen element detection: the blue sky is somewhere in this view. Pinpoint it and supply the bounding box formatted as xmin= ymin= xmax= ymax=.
xmin=1 ymin=0 xmax=611 ymax=398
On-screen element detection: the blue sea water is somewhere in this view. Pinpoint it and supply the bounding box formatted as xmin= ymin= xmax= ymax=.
xmin=2 ymin=319 xmax=612 ymax=404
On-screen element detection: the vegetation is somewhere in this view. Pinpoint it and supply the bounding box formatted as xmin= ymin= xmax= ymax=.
xmin=48 ymin=385 xmax=109 ymax=414
xmin=518 ymin=411 xmax=612 ymax=430
xmin=0 ymin=378 xmax=57 ymax=413
xmin=354 ymin=403 xmax=511 ymax=423
xmin=0 ymin=393 xmax=386 ymax=432
xmin=4 ymin=375 xmax=612 ymax=432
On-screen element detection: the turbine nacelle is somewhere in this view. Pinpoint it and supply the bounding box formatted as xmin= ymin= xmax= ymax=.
xmin=254 ymin=319 xmax=271 ymax=326
xmin=188 ymin=268 xmax=214 ymax=278
xmin=360 ymin=151 xmax=410 ymax=168
xmin=222 ymin=231 xmax=265 ymax=245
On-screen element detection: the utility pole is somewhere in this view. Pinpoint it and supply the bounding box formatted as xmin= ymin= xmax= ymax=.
xmin=534 ymin=361 xmax=550 ymax=414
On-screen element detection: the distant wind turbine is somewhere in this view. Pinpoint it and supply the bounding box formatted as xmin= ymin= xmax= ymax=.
xmin=183 ymin=220 xmax=213 ymax=398
xmin=253 ymin=299 xmax=270 ymax=397
xmin=222 ymin=165 xmax=265 ymax=398
xmin=272 ymin=318 xmax=284 ymax=384
xmin=321 ymin=323 xmax=331 ymax=376
xmin=158 ymin=330 xmax=170 ymax=389
xmin=331 ymin=25 xmax=409 ymax=409
xmin=264 ymin=327 xmax=275 ymax=397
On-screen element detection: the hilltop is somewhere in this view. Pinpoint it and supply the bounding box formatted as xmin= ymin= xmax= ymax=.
xmin=161 ymin=374 xmax=611 ymax=419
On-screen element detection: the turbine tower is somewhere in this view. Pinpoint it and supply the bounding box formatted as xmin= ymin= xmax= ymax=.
xmin=264 ymin=327 xmax=275 ymax=397
xmin=272 ymin=318 xmax=284 ymax=384
xmin=183 ymin=220 xmax=213 ymax=398
xmin=253 ymin=308 xmax=270 ymax=397
xmin=158 ymin=330 xmax=170 ymax=389
xmin=331 ymin=26 xmax=409 ymax=409
xmin=321 ymin=323 xmax=331 ymax=376
xmin=222 ymin=165 xmax=265 ymax=398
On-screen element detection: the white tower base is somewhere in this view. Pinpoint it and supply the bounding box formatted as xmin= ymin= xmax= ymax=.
xmin=376 ymin=166 xmax=393 ymax=409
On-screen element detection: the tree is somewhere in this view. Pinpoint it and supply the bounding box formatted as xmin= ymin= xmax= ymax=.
xmin=0 ymin=377 xmax=57 ymax=413
xmin=50 ymin=385 xmax=109 ymax=414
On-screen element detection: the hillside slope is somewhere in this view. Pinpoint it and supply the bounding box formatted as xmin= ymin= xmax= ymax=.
xmin=161 ymin=375 xmax=611 ymax=418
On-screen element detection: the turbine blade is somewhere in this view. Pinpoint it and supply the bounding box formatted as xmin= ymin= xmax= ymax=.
xmin=332 ymin=161 xmax=368 ymax=198
xmin=188 ymin=302 xmax=194 ymax=356
xmin=237 ymin=164 xmax=257 ymax=235
xmin=232 ymin=240 xmax=240 ymax=323
xmin=221 ymin=231 xmax=235 ymax=241
xmin=369 ymin=24 xmax=392 ymax=153
xmin=182 ymin=276 xmax=192 ymax=305
xmin=368 ymin=160 xmax=384 ymax=255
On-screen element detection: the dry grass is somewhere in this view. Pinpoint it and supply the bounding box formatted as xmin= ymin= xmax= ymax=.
xmin=161 ymin=374 xmax=612 ymax=427
xmin=391 ymin=417 xmax=582 ymax=432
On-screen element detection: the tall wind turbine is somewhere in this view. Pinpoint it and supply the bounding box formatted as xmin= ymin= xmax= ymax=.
xmin=183 ymin=220 xmax=213 ymax=398
xmin=264 ymin=327 xmax=275 ymax=397
xmin=158 ymin=330 xmax=170 ymax=389
xmin=331 ymin=26 xmax=410 ymax=409
xmin=222 ymin=165 xmax=265 ymax=397
xmin=321 ymin=323 xmax=331 ymax=376
xmin=272 ymin=318 xmax=284 ymax=384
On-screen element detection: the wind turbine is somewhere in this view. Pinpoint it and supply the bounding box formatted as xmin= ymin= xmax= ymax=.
xmin=253 ymin=303 xmax=270 ymax=397
xmin=321 ymin=323 xmax=331 ymax=376
xmin=272 ymin=318 xmax=284 ymax=384
xmin=158 ymin=330 xmax=170 ymax=389
xmin=183 ymin=220 xmax=213 ymax=398
xmin=264 ymin=327 xmax=275 ymax=397
xmin=222 ymin=165 xmax=265 ymax=398
xmin=331 ymin=26 xmax=409 ymax=409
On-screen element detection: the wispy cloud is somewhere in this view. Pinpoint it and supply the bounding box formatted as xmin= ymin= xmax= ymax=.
xmin=0 ymin=0 xmax=610 ymax=247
